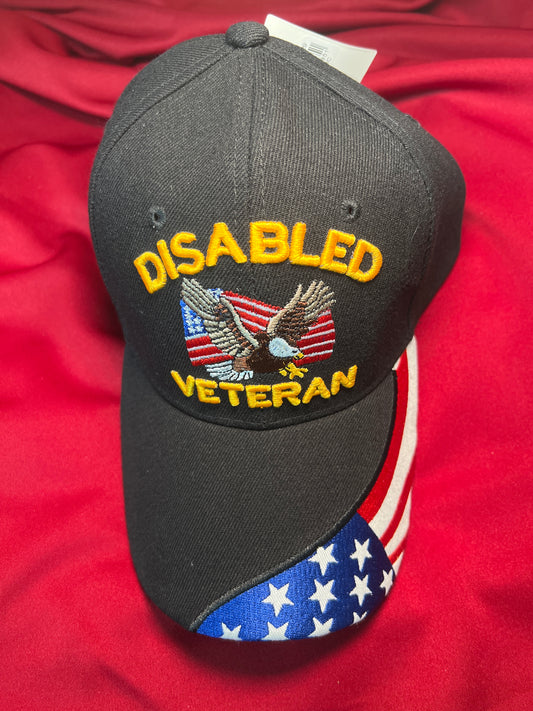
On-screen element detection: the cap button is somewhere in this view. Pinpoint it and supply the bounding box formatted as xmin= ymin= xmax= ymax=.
xmin=225 ymin=22 xmax=269 ymax=49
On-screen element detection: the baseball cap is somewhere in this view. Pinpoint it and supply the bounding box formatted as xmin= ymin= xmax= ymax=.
xmin=88 ymin=21 xmax=465 ymax=641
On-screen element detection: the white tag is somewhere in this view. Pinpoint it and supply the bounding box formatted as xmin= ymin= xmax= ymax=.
xmin=264 ymin=15 xmax=376 ymax=83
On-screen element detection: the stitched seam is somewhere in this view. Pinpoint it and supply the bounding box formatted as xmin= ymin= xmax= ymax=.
xmin=233 ymin=56 xmax=242 ymax=244
xmin=247 ymin=52 xmax=257 ymax=303
xmin=258 ymin=50 xmax=267 ymax=217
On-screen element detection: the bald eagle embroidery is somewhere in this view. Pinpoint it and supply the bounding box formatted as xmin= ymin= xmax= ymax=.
xmin=180 ymin=279 xmax=336 ymax=381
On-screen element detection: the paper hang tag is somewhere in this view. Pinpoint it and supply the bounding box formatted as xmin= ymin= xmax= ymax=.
xmin=264 ymin=15 xmax=376 ymax=84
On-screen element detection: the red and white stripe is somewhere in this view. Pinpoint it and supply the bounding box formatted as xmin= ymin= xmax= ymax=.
xmin=186 ymin=335 xmax=232 ymax=365
xmin=357 ymin=338 xmax=418 ymax=575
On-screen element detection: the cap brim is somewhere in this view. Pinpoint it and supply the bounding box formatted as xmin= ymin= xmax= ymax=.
xmin=120 ymin=340 xmax=417 ymax=640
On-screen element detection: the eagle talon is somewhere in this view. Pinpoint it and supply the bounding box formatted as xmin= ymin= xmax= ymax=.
xmin=280 ymin=362 xmax=309 ymax=380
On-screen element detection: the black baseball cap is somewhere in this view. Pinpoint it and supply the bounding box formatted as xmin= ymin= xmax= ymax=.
xmin=89 ymin=21 xmax=464 ymax=640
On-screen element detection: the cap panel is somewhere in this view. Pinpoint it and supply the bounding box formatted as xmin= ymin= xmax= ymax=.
xmin=90 ymin=34 xmax=230 ymax=187
xmin=266 ymin=37 xmax=464 ymax=324
xmin=121 ymin=346 xmax=397 ymax=630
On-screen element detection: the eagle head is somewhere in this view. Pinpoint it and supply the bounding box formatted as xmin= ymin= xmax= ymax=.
xmin=268 ymin=337 xmax=303 ymax=360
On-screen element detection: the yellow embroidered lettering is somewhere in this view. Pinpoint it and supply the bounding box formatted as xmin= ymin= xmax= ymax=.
xmin=171 ymin=370 xmax=195 ymax=397
xmin=170 ymin=232 xmax=205 ymax=275
xmin=320 ymin=229 xmax=356 ymax=275
xmin=302 ymin=377 xmax=331 ymax=404
xmin=246 ymin=384 xmax=272 ymax=408
xmin=271 ymin=382 xmax=302 ymax=407
xmin=156 ymin=240 xmax=179 ymax=279
xmin=206 ymin=222 xmax=247 ymax=268
xmin=250 ymin=221 xmax=290 ymax=264
xmin=133 ymin=252 xmax=167 ymax=293
xmin=330 ymin=364 xmax=358 ymax=395
xmin=171 ymin=365 xmax=359 ymax=407
xmin=289 ymin=222 xmax=321 ymax=268
xmin=219 ymin=381 xmax=245 ymax=406
xmin=196 ymin=378 xmax=220 ymax=404
xmin=346 ymin=239 xmax=383 ymax=282
xmin=134 ymin=222 xmax=385 ymax=295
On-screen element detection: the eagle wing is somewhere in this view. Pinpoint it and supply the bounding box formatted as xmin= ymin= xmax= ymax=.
xmin=267 ymin=280 xmax=335 ymax=344
xmin=181 ymin=278 xmax=258 ymax=357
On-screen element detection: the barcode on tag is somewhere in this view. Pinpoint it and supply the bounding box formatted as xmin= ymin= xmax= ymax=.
xmin=264 ymin=15 xmax=377 ymax=83
xmin=301 ymin=39 xmax=332 ymax=64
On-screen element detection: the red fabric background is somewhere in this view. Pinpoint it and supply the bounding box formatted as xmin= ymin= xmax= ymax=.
xmin=1 ymin=2 xmax=532 ymax=709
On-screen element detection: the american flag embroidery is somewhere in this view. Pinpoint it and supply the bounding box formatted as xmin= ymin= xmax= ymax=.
xmin=180 ymin=279 xmax=335 ymax=382
xmin=196 ymin=339 xmax=418 ymax=640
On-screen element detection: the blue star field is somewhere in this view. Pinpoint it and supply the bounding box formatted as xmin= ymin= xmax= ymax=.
xmin=197 ymin=512 xmax=395 ymax=640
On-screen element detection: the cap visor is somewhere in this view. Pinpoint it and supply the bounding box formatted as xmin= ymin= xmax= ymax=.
xmin=120 ymin=341 xmax=417 ymax=638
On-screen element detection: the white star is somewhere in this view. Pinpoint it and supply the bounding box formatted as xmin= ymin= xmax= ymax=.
xmin=309 ymin=617 xmax=334 ymax=637
xmin=352 ymin=611 xmax=368 ymax=625
xmin=263 ymin=621 xmax=289 ymax=641
xmin=380 ymin=569 xmax=394 ymax=596
xmin=350 ymin=538 xmax=372 ymax=572
xmin=349 ymin=574 xmax=372 ymax=606
xmin=220 ymin=623 xmax=242 ymax=640
xmin=309 ymin=579 xmax=337 ymax=614
xmin=262 ymin=583 xmax=294 ymax=617
xmin=308 ymin=543 xmax=337 ymax=576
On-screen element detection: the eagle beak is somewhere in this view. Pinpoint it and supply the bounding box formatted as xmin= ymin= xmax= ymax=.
xmin=295 ymin=351 xmax=304 ymax=360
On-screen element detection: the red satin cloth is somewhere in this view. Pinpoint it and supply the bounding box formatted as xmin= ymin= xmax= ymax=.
xmin=1 ymin=2 xmax=532 ymax=709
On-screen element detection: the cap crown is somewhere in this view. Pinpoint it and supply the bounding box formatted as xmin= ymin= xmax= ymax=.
xmin=89 ymin=24 xmax=464 ymax=429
